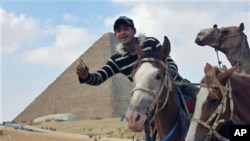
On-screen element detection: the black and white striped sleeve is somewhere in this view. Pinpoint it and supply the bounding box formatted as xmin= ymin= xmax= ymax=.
xmin=78 ymin=58 xmax=120 ymax=85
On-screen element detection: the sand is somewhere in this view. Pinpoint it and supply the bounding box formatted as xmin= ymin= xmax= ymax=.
xmin=0 ymin=118 xmax=146 ymax=141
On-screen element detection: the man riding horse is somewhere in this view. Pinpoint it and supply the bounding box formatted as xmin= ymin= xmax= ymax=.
xmin=76 ymin=16 xmax=198 ymax=138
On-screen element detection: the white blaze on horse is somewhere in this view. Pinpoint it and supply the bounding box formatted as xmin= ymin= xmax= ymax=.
xmin=185 ymin=63 xmax=250 ymax=141
xmin=125 ymin=36 xmax=190 ymax=141
xmin=195 ymin=23 xmax=250 ymax=75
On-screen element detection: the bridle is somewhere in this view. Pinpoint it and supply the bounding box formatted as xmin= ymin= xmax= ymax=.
xmin=131 ymin=57 xmax=194 ymax=141
xmin=131 ymin=57 xmax=173 ymax=116
xmin=192 ymin=75 xmax=234 ymax=141
xmin=213 ymin=26 xmax=244 ymax=68
xmin=131 ymin=57 xmax=177 ymax=141
xmin=131 ymin=57 xmax=188 ymax=141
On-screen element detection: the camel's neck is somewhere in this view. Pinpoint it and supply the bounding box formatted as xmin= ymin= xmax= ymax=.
xmin=225 ymin=37 xmax=250 ymax=74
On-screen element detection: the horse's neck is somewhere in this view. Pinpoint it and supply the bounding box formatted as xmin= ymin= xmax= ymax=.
xmin=230 ymin=75 xmax=250 ymax=124
xmin=226 ymin=37 xmax=250 ymax=74
xmin=155 ymin=91 xmax=177 ymax=136
xmin=154 ymin=88 xmax=186 ymax=141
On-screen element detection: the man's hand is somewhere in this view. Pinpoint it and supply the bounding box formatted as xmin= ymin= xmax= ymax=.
xmin=76 ymin=59 xmax=89 ymax=79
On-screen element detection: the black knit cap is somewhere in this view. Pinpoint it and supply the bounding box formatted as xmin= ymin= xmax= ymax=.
xmin=113 ymin=16 xmax=134 ymax=31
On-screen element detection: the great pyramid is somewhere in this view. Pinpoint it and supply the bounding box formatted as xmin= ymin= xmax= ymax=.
xmin=14 ymin=33 xmax=134 ymax=123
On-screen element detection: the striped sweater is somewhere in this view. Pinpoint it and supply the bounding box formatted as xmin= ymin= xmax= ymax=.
xmin=79 ymin=36 xmax=178 ymax=85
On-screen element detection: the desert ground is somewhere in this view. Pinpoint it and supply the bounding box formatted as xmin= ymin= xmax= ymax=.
xmin=0 ymin=118 xmax=146 ymax=141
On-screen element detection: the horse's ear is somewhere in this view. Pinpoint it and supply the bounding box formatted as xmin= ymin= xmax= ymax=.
xmin=135 ymin=42 xmax=144 ymax=57
xmin=218 ymin=64 xmax=237 ymax=84
xmin=204 ymin=63 xmax=213 ymax=73
xmin=160 ymin=36 xmax=171 ymax=60
xmin=239 ymin=23 xmax=244 ymax=32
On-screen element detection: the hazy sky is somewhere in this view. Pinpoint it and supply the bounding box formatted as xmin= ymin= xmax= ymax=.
xmin=1 ymin=0 xmax=249 ymax=122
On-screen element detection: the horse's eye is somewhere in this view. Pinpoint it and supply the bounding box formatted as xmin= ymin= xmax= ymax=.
xmin=209 ymin=98 xmax=218 ymax=105
xmin=155 ymin=73 xmax=162 ymax=80
xmin=207 ymin=94 xmax=218 ymax=105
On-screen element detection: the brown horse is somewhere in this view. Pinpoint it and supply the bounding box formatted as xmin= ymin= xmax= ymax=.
xmin=125 ymin=36 xmax=189 ymax=141
xmin=185 ymin=63 xmax=250 ymax=141
xmin=195 ymin=23 xmax=250 ymax=74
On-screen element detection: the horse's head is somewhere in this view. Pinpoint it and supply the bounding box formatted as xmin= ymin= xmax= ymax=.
xmin=195 ymin=23 xmax=245 ymax=53
xmin=125 ymin=36 xmax=171 ymax=132
xmin=186 ymin=63 xmax=237 ymax=141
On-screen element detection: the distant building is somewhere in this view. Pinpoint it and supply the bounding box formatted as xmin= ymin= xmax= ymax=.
xmin=33 ymin=113 xmax=73 ymax=123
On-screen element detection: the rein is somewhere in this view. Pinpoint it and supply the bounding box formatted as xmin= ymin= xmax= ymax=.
xmin=192 ymin=80 xmax=233 ymax=141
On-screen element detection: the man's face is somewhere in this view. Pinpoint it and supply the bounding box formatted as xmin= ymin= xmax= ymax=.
xmin=115 ymin=24 xmax=136 ymax=45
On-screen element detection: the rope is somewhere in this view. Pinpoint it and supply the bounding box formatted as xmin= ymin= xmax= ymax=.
xmin=215 ymin=49 xmax=222 ymax=68
xmin=173 ymin=81 xmax=201 ymax=86
xmin=176 ymin=86 xmax=192 ymax=121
